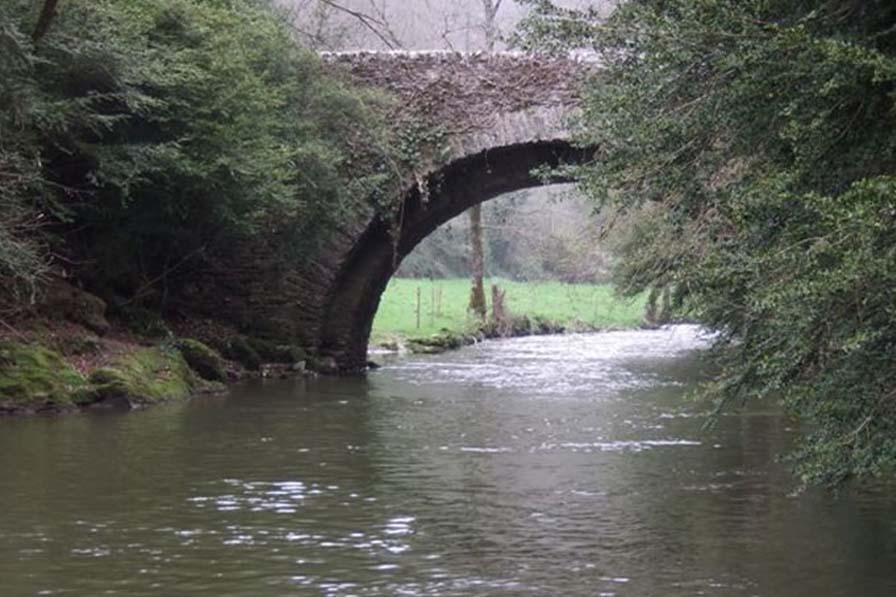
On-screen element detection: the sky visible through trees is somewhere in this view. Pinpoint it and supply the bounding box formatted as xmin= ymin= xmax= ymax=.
xmin=277 ymin=0 xmax=616 ymax=51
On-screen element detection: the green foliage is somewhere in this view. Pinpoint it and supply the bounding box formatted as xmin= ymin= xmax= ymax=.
xmin=0 ymin=339 xmax=209 ymax=411
xmin=0 ymin=7 xmax=52 ymax=307
xmin=394 ymin=122 xmax=447 ymax=166
xmin=519 ymin=0 xmax=896 ymax=485
xmin=0 ymin=0 xmax=395 ymax=308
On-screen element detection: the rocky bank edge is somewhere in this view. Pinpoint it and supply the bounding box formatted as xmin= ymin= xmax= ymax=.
xmin=0 ymin=279 xmax=339 ymax=416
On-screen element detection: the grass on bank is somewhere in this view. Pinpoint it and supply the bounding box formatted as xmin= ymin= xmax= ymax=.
xmin=371 ymin=278 xmax=646 ymax=343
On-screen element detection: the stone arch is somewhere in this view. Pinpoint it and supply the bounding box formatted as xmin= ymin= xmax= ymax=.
xmin=182 ymin=53 xmax=595 ymax=369
xmin=318 ymin=138 xmax=592 ymax=371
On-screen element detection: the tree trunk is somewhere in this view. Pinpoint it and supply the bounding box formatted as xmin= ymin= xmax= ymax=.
xmin=32 ymin=0 xmax=60 ymax=43
xmin=466 ymin=0 xmax=502 ymax=319
xmin=468 ymin=204 xmax=487 ymax=318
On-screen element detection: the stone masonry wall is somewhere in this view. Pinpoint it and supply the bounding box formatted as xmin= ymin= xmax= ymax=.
xmin=186 ymin=52 xmax=592 ymax=366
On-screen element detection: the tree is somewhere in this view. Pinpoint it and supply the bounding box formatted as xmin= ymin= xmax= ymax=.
xmin=518 ymin=0 xmax=896 ymax=486
xmin=31 ymin=0 xmax=59 ymax=42
xmin=467 ymin=0 xmax=504 ymax=319
xmin=283 ymin=0 xmax=404 ymax=50
xmin=0 ymin=0 xmax=63 ymax=310
xmin=0 ymin=0 xmax=395 ymax=312
xmin=280 ymin=0 xmax=535 ymax=51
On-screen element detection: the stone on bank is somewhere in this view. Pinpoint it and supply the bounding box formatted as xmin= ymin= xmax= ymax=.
xmin=87 ymin=347 xmax=208 ymax=409
xmin=0 ymin=342 xmax=89 ymax=413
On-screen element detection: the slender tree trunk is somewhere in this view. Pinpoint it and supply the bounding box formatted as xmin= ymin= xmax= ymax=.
xmin=32 ymin=0 xmax=60 ymax=43
xmin=468 ymin=204 xmax=487 ymax=318
xmin=466 ymin=0 xmax=502 ymax=318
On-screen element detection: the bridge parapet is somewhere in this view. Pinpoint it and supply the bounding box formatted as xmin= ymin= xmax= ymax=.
xmin=322 ymin=51 xmax=596 ymax=161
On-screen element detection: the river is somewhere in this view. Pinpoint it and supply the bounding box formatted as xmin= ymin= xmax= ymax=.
xmin=1 ymin=326 xmax=895 ymax=596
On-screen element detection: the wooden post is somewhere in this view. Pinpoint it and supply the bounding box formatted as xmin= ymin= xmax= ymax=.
xmin=416 ymin=286 xmax=421 ymax=329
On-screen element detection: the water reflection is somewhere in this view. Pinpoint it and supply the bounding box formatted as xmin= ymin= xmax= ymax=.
xmin=0 ymin=326 xmax=895 ymax=595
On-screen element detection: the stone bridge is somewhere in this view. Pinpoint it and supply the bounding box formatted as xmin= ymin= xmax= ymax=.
xmin=198 ymin=52 xmax=596 ymax=371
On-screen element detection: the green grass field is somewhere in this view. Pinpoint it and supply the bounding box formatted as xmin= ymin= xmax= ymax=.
xmin=371 ymin=278 xmax=646 ymax=342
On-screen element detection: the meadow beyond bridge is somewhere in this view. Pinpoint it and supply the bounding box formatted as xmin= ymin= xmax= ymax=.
xmin=200 ymin=52 xmax=596 ymax=371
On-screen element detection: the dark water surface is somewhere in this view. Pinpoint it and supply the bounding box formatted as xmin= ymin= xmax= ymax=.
xmin=2 ymin=326 xmax=895 ymax=596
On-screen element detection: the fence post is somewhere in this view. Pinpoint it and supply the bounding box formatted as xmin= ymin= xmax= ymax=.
xmin=416 ymin=286 xmax=421 ymax=329
xmin=430 ymin=282 xmax=436 ymax=325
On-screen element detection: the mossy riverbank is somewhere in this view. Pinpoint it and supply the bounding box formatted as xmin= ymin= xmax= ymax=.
xmin=0 ymin=289 xmax=320 ymax=416
xmin=1 ymin=342 xmax=196 ymax=415
xmin=0 ymin=330 xmax=326 ymax=415
xmin=397 ymin=315 xmax=570 ymax=355
xmin=0 ymin=334 xmax=315 ymax=416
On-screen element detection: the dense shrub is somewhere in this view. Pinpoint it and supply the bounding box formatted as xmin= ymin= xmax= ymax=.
xmin=0 ymin=0 xmax=393 ymax=311
xmin=517 ymin=0 xmax=896 ymax=486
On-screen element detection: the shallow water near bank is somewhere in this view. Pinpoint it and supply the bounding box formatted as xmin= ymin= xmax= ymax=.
xmin=1 ymin=325 xmax=895 ymax=595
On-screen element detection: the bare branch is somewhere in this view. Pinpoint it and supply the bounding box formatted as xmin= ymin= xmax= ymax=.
xmin=317 ymin=0 xmax=404 ymax=49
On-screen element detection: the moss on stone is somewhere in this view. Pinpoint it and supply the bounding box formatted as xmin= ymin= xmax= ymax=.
xmin=175 ymin=339 xmax=227 ymax=381
xmin=0 ymin=338 xmax=225 ymax=415
xmin=88 ymin=347 xmax=197 ymax=408
xmin=0 ymin=342 xmax=87 ymax=411
xmin=69 ymin=385 xmax=105 ymax=406
xmin=407 ymin=331 xmax=474 ymax=354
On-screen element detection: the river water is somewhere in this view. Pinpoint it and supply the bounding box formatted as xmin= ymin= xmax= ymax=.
xmin=1 ymin=326 xmax=895 ymax=596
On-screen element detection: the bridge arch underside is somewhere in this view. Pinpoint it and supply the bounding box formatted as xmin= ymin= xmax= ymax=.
xmin=318 ymin=139 xmax=592 ymax=371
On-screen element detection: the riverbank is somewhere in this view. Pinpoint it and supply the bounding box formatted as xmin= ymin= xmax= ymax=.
xmin=371 ymin=278 xmax=648 ymax=353
xmin=0 ymin=282 xmax=320 ymax=416
xmin=0 ymin=328 xmax=315 ymax=417
xmin=0 ymin=329 xmax=324 ymax=417
xmin=1 ymin=278 xmax=650 ymax=415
